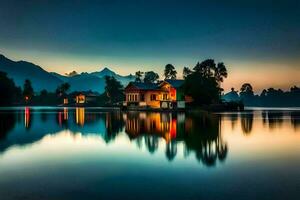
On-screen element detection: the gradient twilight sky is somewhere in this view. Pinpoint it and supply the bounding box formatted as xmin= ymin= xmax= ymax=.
xmin=0 ymin=0 xmax=299 ymax=92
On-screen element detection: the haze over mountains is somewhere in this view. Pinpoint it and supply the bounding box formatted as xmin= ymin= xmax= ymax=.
xmin=0 ymin=54 xmax=135 ymax=93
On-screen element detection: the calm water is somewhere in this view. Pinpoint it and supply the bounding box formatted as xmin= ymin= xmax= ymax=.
xmin=0 ymin=107 xmax=299 ymax=200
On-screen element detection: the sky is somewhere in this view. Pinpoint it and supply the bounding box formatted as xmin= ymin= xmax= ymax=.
xmin=0 ymin=0 xmax=299 ymax=92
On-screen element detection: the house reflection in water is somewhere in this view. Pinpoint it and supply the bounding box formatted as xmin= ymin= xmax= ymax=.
xmin=57 ymin=107 xmax=69 ymax=127
xmin=16 ymin=107 xmax=228 ymax=166
xmin=124 ymin=112 xmax=228 ymax=166
xmin=124 ymin=112 xmax=185 ymax=142
xmin=24 ymin=107 xmax=31 ymax=129
xmin=76 ymin=107 xmax=85 ymax=126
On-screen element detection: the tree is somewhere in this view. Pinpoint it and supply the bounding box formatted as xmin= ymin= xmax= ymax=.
xmin=144 ymin=71 xmax=159 ymax=83
xmin=23 ymin=79 xmax=34 ymax=102
xmin=183 ymin=72 xmax=219 ymax=105
xmin=0 ymin=71 xmax=20 ymax=106
xmin=135 ymin=71 xmax=143 ymax=82
xmin=214 ymin=62 xmax=228 ymax=97
xmin=193 ymin=59 xmax=216 ymax=78
xmin=183 ymin=67 xmax=192 ymax=79
xmin=104 ymin=76 xmax=124 ymax=104
xmin=240 ymin=83 xmax=255 ymax=105
xmin=56 ymin=83 xmax=70 ymax=96
xmin=164 ymin=64 xmax=177 ymax=80
xmin=240 ymin=83 xmax=253 ymax=95
xmin=214 ymin=62 xmax=228 ymax=84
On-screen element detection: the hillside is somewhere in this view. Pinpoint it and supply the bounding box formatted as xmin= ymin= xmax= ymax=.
xmin=0 ymin=54 xmax=63 ymax=92
xmin=0 ymin=54 xmax=135 ymax=93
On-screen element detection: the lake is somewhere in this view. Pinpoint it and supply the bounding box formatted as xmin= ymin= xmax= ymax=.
xmin=0 ymin=107 xmax=299 ymax=200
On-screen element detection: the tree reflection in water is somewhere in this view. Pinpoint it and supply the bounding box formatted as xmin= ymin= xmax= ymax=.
xmin=267 ymin=111 xmax=284 ymax=129
xmin=0 ymin=111 xmax=16 ymax=139
xmin=291 ymin=111 xmax=300 ymax=130
xmin=124 ymin=111 xmax=228 ymax=166
xmin=0 ymin=108 xmax=228 ymax=166
xmin=0 ymin=107 xmax=299 ymax=167
xmin=241 ymin=112 xmax=253 ymax=135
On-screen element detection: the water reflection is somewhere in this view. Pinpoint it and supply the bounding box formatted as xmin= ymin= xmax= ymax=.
xmin=0 ymin=111 xmax=16 ymax=139
xmin=0 ymin=107 xmax=299 ymax=166
xmin=75 ymin=107 xmax=85 ymax=126
xmin=123 ymin=112 xmax=227 ymax=165
xmin=291 ymin=111 xmax=300 ymax=130
xmin=241 ymin=112 xmax=253 ymax=134
xmin=24 ymin=107 xmax=32 ymax=129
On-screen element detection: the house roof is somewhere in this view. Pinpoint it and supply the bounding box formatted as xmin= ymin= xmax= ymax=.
xmin=126 ymin=82 xmax=159 ymax=90
xmin=70 ymin=91 xmax=100 ymax=97
xmin=163 ymin=79 xmax=184 ymax=88
xmin=125 ymin=80 xmax=185 ymax=91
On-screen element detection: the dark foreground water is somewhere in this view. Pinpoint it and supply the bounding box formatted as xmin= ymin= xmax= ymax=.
xmin=0 ymin=107 xmax=299 ymax=200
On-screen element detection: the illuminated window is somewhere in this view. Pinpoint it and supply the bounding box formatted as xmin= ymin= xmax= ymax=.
xmin=163 ymin=93 xmax=168 ymax=100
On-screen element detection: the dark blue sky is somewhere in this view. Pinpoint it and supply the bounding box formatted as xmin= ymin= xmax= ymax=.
xmin=0 ymin=0 xmax=299 ymax=91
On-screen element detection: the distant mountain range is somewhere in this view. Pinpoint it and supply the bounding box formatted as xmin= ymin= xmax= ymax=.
xmin=0 ymin=54 xmax=135 ymax=93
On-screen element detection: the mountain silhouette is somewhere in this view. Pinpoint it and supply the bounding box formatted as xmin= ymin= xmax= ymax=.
xmin=0 ymin=54 xmax=134 ymax=93
xmin=0 ymin=54 xmax=63 ymax=91
xmin=91 ymin=67 xmax=135 ymax=86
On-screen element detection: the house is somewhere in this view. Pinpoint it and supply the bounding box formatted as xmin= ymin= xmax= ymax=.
xmin=71 ymin=91 xmax=98 ymax=105
xmin=123 ymin=79 xmax=187 ymax=109
xmin=159 ymin=79 xmax=186 ymax=109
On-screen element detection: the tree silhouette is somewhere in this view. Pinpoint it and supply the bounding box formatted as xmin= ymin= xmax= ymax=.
xmin=183 ymin=66 xmax=192 ymax=79
xmin=56 ymin=82 xmax=70 ymax=96
xmin=183 ymin=72 xmax=219 ymax=105
xmin=0 ymin=71 xmax=20 ymax=106
xmin=240 ymin=83 xmax=253 ymax=94
xmin=193 ymin=59 xmax=216 ymax=78
xmin=144 ymin=71 xmax=159 ymax=83
xmin=214 ymin=62 xmax=228 ymax=84
xmin=164 ymin=64 xmax=177 ymax=80
xmin=135 ymin=71 xmax=143 ymax=82
xmin=23 ymin=79 xmax=34 ymax=103
xmin=104 ymin=76 xmax=124 ymax=104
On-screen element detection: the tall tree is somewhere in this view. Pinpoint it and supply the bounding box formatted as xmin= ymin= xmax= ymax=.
xmin=0 ymin=71 xmax=20 ymax=106
xmin=183 ymin=73 xmax=219 ymax=105
xmin=214 ymin=62 xmax=228 ymax=97
xmin=164 ymin=64 xmax=177 ymax=80
xmin=135 ymin=71 xmax=143 ymax=82
xmin=104 ymin=76 xmax=124 ymax=104
xmin=23 ymin=79 xmax=34 ymax=102
xmin=144 ymin=71 xmax=159 ymax=83
xmin=214 ymin=62 xmax=228 ymax=84
xmin=193 ymin=59 xmax=216 ymax=78
xmin=183 ymin=67 xmax=192 ymax=79
xmin=56 ymin=83 xmax=71 ymax=96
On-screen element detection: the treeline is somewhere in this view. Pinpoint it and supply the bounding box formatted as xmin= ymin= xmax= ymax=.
xmin=134 ymin=59 xmax=228 ymax=105
xmin=0 ymin=58 xmax=229 ymax=107
xmin=223 ymin=83 xmax=300 ymax=107
xmin=0 ymin=71 xmax=124 ymax=106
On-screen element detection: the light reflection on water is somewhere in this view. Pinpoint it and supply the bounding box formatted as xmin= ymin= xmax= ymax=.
xmin=0 ymin=107 xmax=299 ymax=200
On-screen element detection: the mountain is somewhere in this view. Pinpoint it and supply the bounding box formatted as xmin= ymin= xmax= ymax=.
xmin=0 ymin=54 xmax=135 ymax=93
xmin=0 ymin=54 xmax=63 ymax=92
xmin=90 ymin=67 xmax=135 ymax=86
xmin=222 ymin=89 xmax=240 ymax=102
xmin=91 ymin=67 xmax=117 ymax=77
xmin=65 ymin=73 xmax=105 ymax=93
